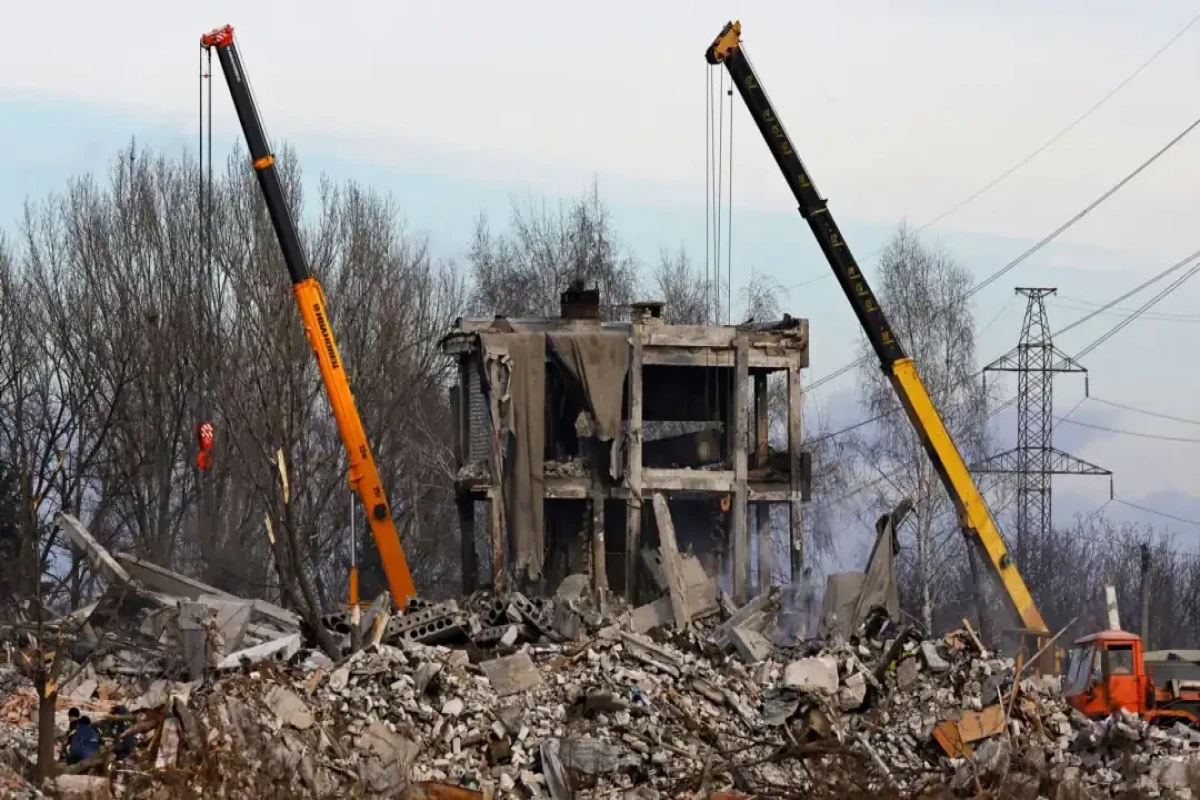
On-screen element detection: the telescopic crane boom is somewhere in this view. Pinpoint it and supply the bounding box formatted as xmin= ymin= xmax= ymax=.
xmin=200 ymin=24 xmax=417 ymax=605
xmin=706 ymin=22 xmax=1047 ymax=637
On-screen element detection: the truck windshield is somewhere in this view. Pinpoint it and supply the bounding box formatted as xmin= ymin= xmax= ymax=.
xmin=1107 ymin=644 xmax=1135 ymax=675
xmin=1065 ymin=645 xmax=1095 ymax=695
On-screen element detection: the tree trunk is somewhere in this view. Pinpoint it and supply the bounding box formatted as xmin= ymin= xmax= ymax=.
xmin=36 ymin=679 xmax=57 ymax=781
xmin=918 ymin=514 xmax=933 ymax=633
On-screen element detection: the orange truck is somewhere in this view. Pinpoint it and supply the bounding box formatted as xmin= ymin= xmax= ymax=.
xmin=1064 ymin=629 xmax=1200 ymax=725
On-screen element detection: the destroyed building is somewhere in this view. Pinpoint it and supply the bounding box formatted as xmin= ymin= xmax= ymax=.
xmin=442 ymin=287 xmax=812 ymax=605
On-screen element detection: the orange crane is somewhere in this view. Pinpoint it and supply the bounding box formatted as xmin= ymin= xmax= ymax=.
xmin=200 ymin=24 xmax=416 ymax=606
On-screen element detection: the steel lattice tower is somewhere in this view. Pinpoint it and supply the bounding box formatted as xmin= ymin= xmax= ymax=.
xmin=975 ymin=288 xmax=1110 ymax=572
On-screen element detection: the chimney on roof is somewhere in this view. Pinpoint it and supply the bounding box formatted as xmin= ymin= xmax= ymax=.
xmin=561 ymin=280 xmax=601 ymax=320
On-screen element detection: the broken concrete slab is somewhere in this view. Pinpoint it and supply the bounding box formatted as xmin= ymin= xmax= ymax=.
xmin=178 ymin=601 xmax=208 ymax=678
xmin=197 ymin=595 xmax=253 ymax=652
xmin=711 ymin=590 xmax=776 ymax=650
xmin=266 ymin=685 xmax=314 ymax=730
xmin=729 ymin=626 xmax=772 ymax=664
xmin=837 ymin=671 xmax=867 ymax=710
xmin=783 ymin=655 xmax=839 ymax=695
xmin=920 ymin=641 xmax=951 ymax=673
xmin=479 ymin=652 xmax=542 ymax=697
xmin=629 ymin=597 xmax=674 ymax=634
xmin=650 ymin=493 xmax=691 ymax=630
xmin=357 ymin=720 xmax=420 ymax=795
xmin=116 ymin=553 xmax=300 ymax=631
xmin=57 ymin=513 xmax=131 ymax=588
xmin=219 ymin=632 xmax=301 ymax=670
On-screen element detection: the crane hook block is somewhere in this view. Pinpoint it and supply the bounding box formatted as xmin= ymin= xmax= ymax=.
xmin=201 ymin=25 xmax=234 ymax=50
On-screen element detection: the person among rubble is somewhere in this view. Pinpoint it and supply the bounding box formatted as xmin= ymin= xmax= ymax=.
xmin=66 ymin=715 xmax=100 ymax=765
xmin=60 ymin=708 xmax=81 ymax=762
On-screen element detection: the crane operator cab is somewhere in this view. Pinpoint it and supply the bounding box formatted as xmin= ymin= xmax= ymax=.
xmin=1065 ymin=630 xmax=1143 ymax=718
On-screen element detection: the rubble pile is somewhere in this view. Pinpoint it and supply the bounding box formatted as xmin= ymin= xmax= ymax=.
xmin=6 ymin=514 xmax=1200 ymax=797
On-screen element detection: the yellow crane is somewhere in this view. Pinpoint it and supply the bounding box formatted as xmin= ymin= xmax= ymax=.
xmin=706 ymin=22 xmax=1048 ymax=641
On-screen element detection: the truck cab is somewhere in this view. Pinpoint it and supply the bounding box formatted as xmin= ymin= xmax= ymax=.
xmin=1065 ymin=630 xmax=1200 ymax=725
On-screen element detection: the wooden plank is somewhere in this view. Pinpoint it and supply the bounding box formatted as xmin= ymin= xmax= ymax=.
xmin=788 ymin=360 xmax=805 ymax=581
xmin=625 ymin=322 xmax=644 ymax=602
xmin=651 ymin=494 xmax=690 ymax=629
xmin=732 ymin=337 xmax=750 ymax=602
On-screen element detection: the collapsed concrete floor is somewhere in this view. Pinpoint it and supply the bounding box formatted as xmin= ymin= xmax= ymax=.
xmin=5 ymin=516 xmax=1200 ymax=798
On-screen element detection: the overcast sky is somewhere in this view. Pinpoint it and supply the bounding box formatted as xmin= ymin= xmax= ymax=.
xmin=3 ymin=0 xmax=1200 ymax=559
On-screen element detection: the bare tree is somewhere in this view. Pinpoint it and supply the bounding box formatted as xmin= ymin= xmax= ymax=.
xmin=853 ymin=225 xmax=994 ymax=631
xmin=652 ymin=246 xmax=712 ymax=324
xmin=468 ymin=179 xmax=638 ymax=319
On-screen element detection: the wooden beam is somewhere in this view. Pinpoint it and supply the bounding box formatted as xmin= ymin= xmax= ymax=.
xmin=755 ymin=372 xmax=771 ymax=596
xmin=651 ymin=493 xmax=691 ymax=630
xmin=625 ymin=320 xmax=645 ymax=602
xmin=788 ymin=360 xmax=805 ymax=581
xmin=732 ymin=337 xmax=750 ymax=601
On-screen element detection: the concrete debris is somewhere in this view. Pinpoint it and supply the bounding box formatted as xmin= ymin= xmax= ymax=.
xmin=7 ymin=516 xmax=1200 ymax=798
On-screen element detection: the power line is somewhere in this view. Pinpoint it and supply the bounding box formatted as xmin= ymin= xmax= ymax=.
xmin=1114 ymin=498 xmax=1200 ymax=530
xmin=1052 ymin=296 xmax=1200 ymax=323
xmin=781 ymin=10 xmax=1200 ymax=293
xmin=1076 ymin=260 xmax=1200 ymax=359
xmin=811 ymin=245 xmax=1200 ymax=448
xmin=1090 ymin=397 xmax=1200 ymax=427
xmin=1053 ymin=249 xmax=1200 ymax=337
xmin=1054 ymin=415 xmax=1200 ymax=444
xmin=805 ymin=115 xmax=1200 ymax=394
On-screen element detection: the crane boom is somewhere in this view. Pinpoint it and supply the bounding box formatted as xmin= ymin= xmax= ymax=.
xmin=201 ymin=25 xmax=417 ymax=605
xmin=706 ymin=22 xmax=1047 ymax=636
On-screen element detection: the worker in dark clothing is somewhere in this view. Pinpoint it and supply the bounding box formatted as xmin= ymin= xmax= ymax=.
xmin=66 ymin=715 xmax=100 ymax=765
xmin=60 ymin=708 xmax=81 ymax=762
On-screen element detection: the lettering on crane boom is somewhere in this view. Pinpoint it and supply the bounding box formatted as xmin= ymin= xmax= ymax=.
xmin=313 ymin=304 xmax=340 ymax=370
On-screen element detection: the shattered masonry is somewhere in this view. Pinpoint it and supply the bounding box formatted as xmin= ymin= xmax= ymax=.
xmin=6 ymin=513 xmax=1200 ymax=798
